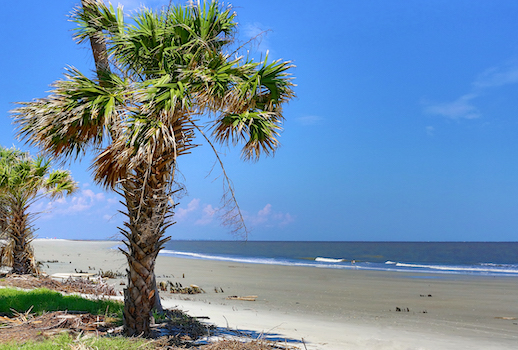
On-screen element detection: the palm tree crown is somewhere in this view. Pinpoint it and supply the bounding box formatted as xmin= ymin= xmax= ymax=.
xmin=0 ymin=146 xmax=77 ymax=274
xmin=15 ymin=1 xmax=294 ymax=184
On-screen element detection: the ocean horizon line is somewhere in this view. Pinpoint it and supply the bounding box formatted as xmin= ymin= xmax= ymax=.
xmin=34 ymin=237 xmax=518 ymax=243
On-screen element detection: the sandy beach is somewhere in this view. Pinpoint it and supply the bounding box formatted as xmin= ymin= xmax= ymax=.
xmin=32 ymin=239 xmax=518 ymax=350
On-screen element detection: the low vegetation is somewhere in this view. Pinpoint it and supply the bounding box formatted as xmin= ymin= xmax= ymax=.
xmin=0 ymin=286 xmax=295 ymax=349
xmin=0 ymin=333 xmax=153 ymax=350
xmin=0 ymin=288 xmax=123 ymax=318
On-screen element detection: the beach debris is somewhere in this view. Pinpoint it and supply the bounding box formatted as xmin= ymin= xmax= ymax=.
xmin=420 ymin=294 xmax=433 ymax=297
xmin=0 ymin=311 xmax=115 ymax=341
xmin=200 ymin=339 xmax=297 ymax=350
xmin=495 ymin=316 xmax=517 ymax=320
xmin=148 ymin=308 xmax=214 ymax=346
xmin=98 ymin=269 xmax=124 ymax=279
xmin=159 ymin=281 xmax=168 ymax=291
xmin=51 ymin=272 xmax=96 ymax=280
xmin=157 ymin=280 xmax=205 ymax=294
xmin=214 ymin=287 xmax=225 ymax=293
xmin=395 ymin=307 xmax=410 ymax=312
xmin=226 ymin=295 xmax=258 ymax=301
xmin=63 ymin=277 xmax=118 ymax=296
xmin=0 ymin=274 xmax=117 ymax=296
xmin=170 ymin=284 xmax=205 ymax=294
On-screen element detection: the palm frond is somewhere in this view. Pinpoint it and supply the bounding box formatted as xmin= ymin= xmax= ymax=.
xmin=13 ymin=67 xmax=130 ymax=160
xmin=211 ymin=111 xmax=283 ymax=161
xmin=92 ymin=110 xmax=196 ymax=189
xmin=44 ymin=170 xmax=78 ymax=199
xmin=72 ymin=0 xmax=122 ymax=45
xmin=187 ymin=119 xmax=248 ymax=238
xmin=189 ymin=0 xmax=237 ymax=47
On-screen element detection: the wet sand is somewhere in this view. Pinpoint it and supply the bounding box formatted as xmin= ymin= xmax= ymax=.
xmin=33 ymin=239 xmax=518 ymax=349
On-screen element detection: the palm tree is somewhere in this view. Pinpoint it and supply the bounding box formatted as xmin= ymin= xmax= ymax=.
xmin=0 ymin=146 xmax=77 ymax=274
xmin=13 ymin=0 xmax=295 ymax=336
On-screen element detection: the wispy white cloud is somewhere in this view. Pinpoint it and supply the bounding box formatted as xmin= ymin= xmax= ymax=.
xmin=175 ymin=198 xmax=200 ymax=220
xmin=473 ymin=63 xmax=518 ymax=88
xmin=174 ymin=199 xmax=293 ymax=228
xmin=254 ymin=203 xmax=272 ymax=224
xmin=247 ymin=204 xmax=294 ymax=227
xmin=107 ymin=197 xmax=118 ymax=204
xmin=195 ymin=204 xmax=216 ymax=225
xmin=103 ymin=214 xmax=116 ymax=222
xmin=296 ymin=115 xmax=324 ymax=126
xmin=424 ymin=93 xmax=480 ymax=120
xmin=33 ymin=187 xmax=117 ymax=219
xmin=65 ymin=189 xmax=105 ymax=213
xmin=175 ymin=199 xmax=216 ymax=226
xmin=426 ymin=126 xmax=435 ymax=136
xmin=424 ymin=61 xmax=518 ymax=120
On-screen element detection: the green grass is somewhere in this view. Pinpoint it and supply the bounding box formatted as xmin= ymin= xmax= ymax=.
xmin=0 ymin=333 xmax=73 ymax=350
xmin=0 ymin=287 xmax=123 ymax=318
xmin=0 ymin=288 xmax=146 ymax=349
xmin=0 ymin=333 xmax=154 ymax=350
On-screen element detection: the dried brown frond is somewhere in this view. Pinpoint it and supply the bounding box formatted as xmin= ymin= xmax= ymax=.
xmin=0 ymin=311 xmax=118 ymax=343
xmin=0 ymin=274 xmax=117 ymax=296
xmin=187 ymin=119 xmax=248 ymax=239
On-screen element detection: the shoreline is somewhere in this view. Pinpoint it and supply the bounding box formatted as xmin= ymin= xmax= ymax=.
xmin=32 ymin=239 xmax=518 ymax=349
xmin=34 ymin=238 xmax=518 ymax=277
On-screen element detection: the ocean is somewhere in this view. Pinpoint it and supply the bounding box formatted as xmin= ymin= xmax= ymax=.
xmin=159 ymin=241 xmax=518 ymax=277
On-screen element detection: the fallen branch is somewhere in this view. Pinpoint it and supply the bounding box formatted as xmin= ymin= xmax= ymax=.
xmin=226 ymin=295 xmax=258 ymax=301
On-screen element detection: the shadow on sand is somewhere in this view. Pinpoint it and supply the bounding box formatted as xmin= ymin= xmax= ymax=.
xmin=199 ymin=326 xmax=305 ymax=346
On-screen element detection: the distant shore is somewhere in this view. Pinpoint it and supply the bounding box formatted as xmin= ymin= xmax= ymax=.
xmin=33 ymin=239 xmax=518 ymax=350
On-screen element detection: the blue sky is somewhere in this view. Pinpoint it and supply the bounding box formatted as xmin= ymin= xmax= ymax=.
xmin=2 ymin=1 xmax=518 ymax=241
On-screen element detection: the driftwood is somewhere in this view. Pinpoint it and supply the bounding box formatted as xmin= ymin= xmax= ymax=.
xmin=226 ymin=295 xmax=258 ymax=301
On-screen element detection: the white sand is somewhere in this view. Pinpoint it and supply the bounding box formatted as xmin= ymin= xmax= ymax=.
xmin=33 ymin=239 xmax=518 ymax=350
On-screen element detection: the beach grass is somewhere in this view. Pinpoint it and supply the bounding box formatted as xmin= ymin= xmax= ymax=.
xmin=0 ymin=287 xmax=123 ymax=318
xmin=0 ymin=333 xmax=153 ymax=350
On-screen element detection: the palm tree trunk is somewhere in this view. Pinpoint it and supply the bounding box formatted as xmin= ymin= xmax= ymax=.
xmin=9 ymin=200 xmax=38 ymax=275
xmin=119 ymin=163 xmax=173 ymax=337
xmin=79 ymin=0 xmax=168 ymax=331
xmin=80 ymin=0 xmax=110 ymax=78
